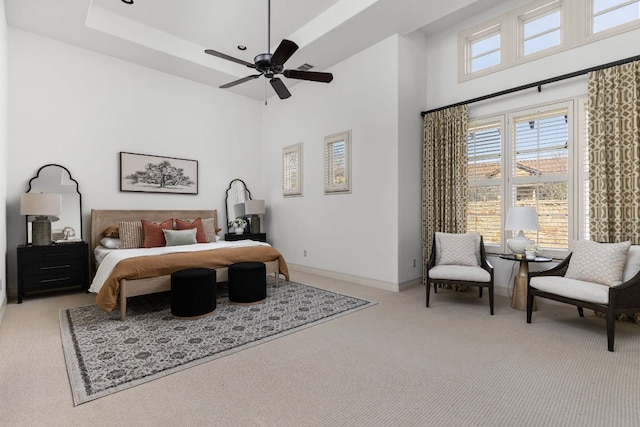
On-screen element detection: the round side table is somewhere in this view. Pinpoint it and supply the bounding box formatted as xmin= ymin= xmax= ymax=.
xmin=499 ymin=254 xmax=552 ymax=311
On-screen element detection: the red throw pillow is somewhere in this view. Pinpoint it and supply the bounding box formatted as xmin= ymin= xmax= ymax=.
xmin=175 ymin=218 xmax=207 ymax=243
xmin=141 ymin=219 xmax=174 ymax=248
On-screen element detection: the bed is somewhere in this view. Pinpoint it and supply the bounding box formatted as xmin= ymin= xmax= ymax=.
xmin=89 ymin=209 xmax=289 ymax=320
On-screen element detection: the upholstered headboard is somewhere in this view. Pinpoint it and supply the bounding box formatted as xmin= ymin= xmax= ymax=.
xmin=90 ymin=209 xmax=218 ymax=256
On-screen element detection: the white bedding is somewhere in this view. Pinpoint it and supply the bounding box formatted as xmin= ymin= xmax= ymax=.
xmin=89 ymin=240 xmax=271 ymax=294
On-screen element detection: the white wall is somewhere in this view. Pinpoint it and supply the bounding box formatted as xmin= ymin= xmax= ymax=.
xmin=397 ymin=32 xmax=427 ymax=286
xmin=0 ymin=0 xmax=8 ymax=319
xmin=6 ymin=29 xmax=264 ymax=290
xmin=262 ymin=36 xmax=406 ymax=290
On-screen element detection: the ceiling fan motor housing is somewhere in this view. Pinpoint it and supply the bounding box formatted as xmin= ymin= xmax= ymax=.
xmin=254 ymin=53 xmax=283 ymax=78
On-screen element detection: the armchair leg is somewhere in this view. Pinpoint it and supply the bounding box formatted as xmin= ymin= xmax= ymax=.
xmin=577 ymin=307 xmax=584 ymax=317
xmin=607 ymin=313 xmax=615 ymax=352
xmin=489 ymin=285 xmax=494 ymax=315
xmin=426 ymin=282 xmax=431 ymax=307
xmin=479 ymin=287 xmax=483 ymax=298
xmin=526 ymin=290 xmax=534 ymax=323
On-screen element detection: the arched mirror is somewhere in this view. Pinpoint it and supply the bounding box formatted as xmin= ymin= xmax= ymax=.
xmin=25 ymin=164 xmax=82 ymax=244
xmin=225 ymin=179 xmax=252 ymax=233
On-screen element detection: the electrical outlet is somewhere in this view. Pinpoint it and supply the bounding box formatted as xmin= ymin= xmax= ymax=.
xmin=304 ymin=250 xmax=307 ymax=257
xmin=412 ymin=259 xmax=416 ymax=268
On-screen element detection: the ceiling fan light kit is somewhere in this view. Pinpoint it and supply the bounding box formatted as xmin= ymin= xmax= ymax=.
xmin=204 ymin=0 xmax=333 ymax=99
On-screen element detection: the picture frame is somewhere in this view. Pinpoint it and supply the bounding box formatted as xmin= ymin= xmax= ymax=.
xmin=120 ymin=152 xmax=198 ymax=194
xmin=283 ymin=143 xmax=303 ymax=197
xmin=324 ymin=130 xmax=351 ymax=194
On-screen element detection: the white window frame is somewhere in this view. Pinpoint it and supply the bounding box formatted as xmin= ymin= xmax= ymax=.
xmin=517 ymin=0 xmax=565 ymax=59
xmin=468 ymin=98 xmax=585 ymax=257
xmin=467 ymin=116 xmax=506 ymax=253
xmin=283 ymin=143 xmax=303 ymax=197
xmin=458 ymin=0 xmax=640 ymax=81
xmin=458 ymin=21 xmax=503 ymax=81
xmin=585 ymin=0 xmax=640 ymax=40
xmin=324 ymin=130 xmax=351 ymax=194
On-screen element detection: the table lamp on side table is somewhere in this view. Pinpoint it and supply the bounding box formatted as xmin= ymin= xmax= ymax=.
xmin=245 ymin=200 xmax=265 ymax=234
xmin=505 ymin=206 xmax=539 ymax=259
xmin=20 ymin=193 xmax=62 ymax=246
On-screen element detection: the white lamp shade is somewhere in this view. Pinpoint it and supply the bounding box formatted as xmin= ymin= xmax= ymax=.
xmin=505 ymin=207 xmax=539 ymax=231
xmin=244 ymin=199 xmax=265 ymax=215
xmin=20 ymin=193 xmax=61 ymax=217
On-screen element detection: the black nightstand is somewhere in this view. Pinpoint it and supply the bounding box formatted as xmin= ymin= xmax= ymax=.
xmin=224 ymin=232 xmax=267 ymax=243
xmin=17 ymin=242 xmax=90 ymax=303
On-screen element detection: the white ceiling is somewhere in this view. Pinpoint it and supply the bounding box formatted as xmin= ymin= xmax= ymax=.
xmin=5 ymin=0 xmax=507 ymax=100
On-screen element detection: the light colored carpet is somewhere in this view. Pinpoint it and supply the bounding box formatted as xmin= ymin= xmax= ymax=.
xmin=1 ymin=269 xmax=640 ymax=426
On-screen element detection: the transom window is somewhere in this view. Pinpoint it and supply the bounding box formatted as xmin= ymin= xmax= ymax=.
xmin=520 ymin=5 xmax=562 ymax=56
xmin=470 ymin=27 xmax=501 ymax=72
xmin=459 ymin=0 xmax=640 ymax=81
xmin=591 ymin=0 xmax=640 ymax=33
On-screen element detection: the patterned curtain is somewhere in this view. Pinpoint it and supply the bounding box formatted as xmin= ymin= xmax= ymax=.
xmin=588 ymin=61 xmax=640 ymax=245
xmin=422 ymin=105 xmax=469 ymax=286
xmin=588 ymin=61 xmax=640 ymax=323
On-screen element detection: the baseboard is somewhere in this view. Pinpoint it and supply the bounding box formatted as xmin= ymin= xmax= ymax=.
xmin=288 ymin=264 xmax=410 ymax=292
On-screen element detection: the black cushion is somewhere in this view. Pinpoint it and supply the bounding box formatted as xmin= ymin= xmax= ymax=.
xmin=228 ymin=262 xmax=267 ymax=304
xmin=170 ymin=268 xmax=217 ymax=317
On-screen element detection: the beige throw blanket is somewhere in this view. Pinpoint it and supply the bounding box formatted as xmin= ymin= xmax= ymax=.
xmin=96 ymin=246 xmax=289 ymax=313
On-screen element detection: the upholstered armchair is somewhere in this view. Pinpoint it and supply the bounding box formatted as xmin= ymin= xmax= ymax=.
xmin=527 ymin=241 xmax=640 ymax=352
xmin=426 ymin=232 xmax=494 ymax=315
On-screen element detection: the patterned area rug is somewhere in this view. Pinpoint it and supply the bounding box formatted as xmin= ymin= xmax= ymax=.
xmin=60 ymin=279 xmax=374 ymax=405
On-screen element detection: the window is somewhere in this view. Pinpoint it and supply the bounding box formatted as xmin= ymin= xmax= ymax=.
xmin=459 ymin=23 xmax=502 ymax=77
xmin=283 ymin=143 xmax=302 ymax=196
xmin=591 ymin=0 xmax=640 ymax=34
xmin=324 ymin=130 xmax=351 ymax=194
xmin=469 ymin=27 xmax=501 ymax=72
xmin=467 ymin=119 xmax=504 ymax=247
xmin=467 ymin=100 xmax=583 ymax=255
xmin=509 ymin=106 xmax=571 ymax=252
xmin=519 ymin=2 xmax=562 ymax=56
xmin=458 ymin=0 xmax=640 ymax=81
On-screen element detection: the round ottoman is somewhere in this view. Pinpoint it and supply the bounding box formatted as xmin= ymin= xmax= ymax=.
xmin=228 ymin=262 xmax=267 ymax=304
xmin=170 ymin=268 xmax=217 ymax=318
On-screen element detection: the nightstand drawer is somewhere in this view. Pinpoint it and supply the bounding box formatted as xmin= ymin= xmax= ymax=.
xmin=22 ymin=269 xmax=86 ymax=291
xmin=21 ymin=245 xmax=85 ymax=264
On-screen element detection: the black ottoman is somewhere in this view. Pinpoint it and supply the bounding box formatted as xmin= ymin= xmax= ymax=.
xmin=228 ymin=262 xmax=267 ymax=304
xmin=170 ymin=268 xmax=217 ymax=318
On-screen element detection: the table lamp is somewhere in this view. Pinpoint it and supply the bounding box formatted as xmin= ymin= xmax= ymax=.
xmin=244 ymin=200 xmax=265 ymax=234
xmin=20 ymin=193 xmax=62 ymax=246
xmin=505 ymin=206 xmax=539 ymax=259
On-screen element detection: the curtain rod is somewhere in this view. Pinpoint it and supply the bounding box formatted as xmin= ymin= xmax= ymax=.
xmin=421 ymin=54 xmax=640 ymax=117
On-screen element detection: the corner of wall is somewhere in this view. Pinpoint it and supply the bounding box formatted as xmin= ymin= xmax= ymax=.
xmin=0 ymin=0 xmax=9 ymax=320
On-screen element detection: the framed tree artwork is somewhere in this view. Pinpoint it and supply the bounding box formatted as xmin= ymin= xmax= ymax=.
xmin=120 ymin=152 xmax=198 ymax=194
xmin=283 ymin=143 xmax=303 ymax=197
xmin=324 ymin=130 xmax=351 ymax=194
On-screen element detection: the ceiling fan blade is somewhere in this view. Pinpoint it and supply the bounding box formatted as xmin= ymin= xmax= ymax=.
xmin=220 ymin=74 xmax=262 ymax=89
xmin=205 ymin=49 xmax=255 ymax=68
xmin=283 ymin=69 xmax=334 ymax=83
xmin=270 ymin=39 xmax=299 ymax=66
xmin=270 ymin=78 xmax=291 ymax=99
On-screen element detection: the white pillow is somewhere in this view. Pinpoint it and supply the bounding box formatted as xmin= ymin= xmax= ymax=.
xmin=565 ymin=240 xmax=631 ymax=286
xmin=435 ymin=232 xmax=480 ymax=267
xmin=100 ymin=237 xmax=121 ymax=249
xmin=163 ymin=228 xmax=198 ymax=246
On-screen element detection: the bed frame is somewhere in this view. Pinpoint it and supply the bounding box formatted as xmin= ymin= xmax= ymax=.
xmin=90 ymin=209 xmax=279 ymax=320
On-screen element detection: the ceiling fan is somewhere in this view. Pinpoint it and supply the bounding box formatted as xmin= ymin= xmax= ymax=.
xmin=204 ymin=0 xmax=333 ymax=99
